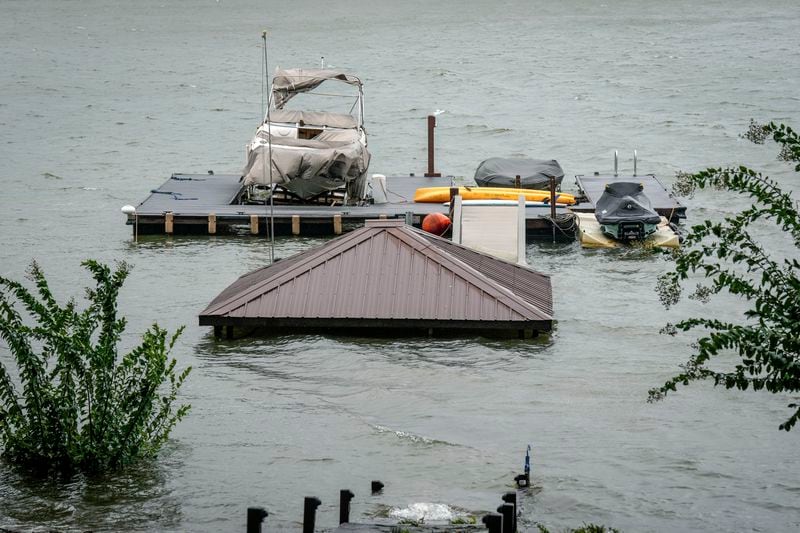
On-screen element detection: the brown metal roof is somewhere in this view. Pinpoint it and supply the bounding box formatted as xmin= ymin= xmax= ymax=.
xmin=200 ymin=220 xmax=553 ymax=333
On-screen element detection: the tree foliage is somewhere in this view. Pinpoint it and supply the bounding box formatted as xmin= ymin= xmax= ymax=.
xmin=0 ymin=260 xmax=191 ymax=473
xmin=650 ymin=122 xmax=800 ymax=431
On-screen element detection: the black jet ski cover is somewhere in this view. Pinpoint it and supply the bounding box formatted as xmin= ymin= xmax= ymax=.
xmin=474 ymin=157 xmax=564 ymax=189
xmin=595 ymin=182 xmax=662 ymax=225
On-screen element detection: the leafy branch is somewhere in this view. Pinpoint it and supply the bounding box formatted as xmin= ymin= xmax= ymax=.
xmin=650 ymin=122 xmax=800 ymax=431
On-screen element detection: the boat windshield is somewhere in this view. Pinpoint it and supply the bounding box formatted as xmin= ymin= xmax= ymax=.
xmin=269 ymin=69 xmax=363 ymax=124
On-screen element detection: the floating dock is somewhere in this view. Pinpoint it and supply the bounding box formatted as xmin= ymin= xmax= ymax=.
xmin=572 ymin=173 xmax=686 ymax=222
xmin=126 ymin=173 xmax=575 ymax=240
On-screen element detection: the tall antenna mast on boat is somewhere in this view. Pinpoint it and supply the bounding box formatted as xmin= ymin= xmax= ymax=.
xmin=262 ymin=30 xmax=275 ymax=262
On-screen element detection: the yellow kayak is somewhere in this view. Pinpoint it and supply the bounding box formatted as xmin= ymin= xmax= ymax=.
xmin=413 ymin=186 xmax=577 ymax=205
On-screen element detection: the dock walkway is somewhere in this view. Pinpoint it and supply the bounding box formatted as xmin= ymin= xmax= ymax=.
xmin=128 ymin=173 xmax=572 ymax=239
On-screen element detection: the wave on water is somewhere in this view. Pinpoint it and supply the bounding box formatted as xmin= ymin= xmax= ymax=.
xmin=371 ymin=424 xmax=457 ymax=447
xmin=464 ymin=124 xmax=512 ymax=135
xmin=389 ymin=502 xmax=458 ymax=522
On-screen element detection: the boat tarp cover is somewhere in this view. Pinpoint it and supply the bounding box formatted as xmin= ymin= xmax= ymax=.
xmin=474 ymin=157 xmax=565 ymax=189
xmin=272 ymin=68 xmax=362 ymax=109
xmin=242 ymin=130 xmax=370 ymax=200
xmin=595 ymin=182 xmax=662 ymax=225
xmin=268 ymin=109 xmax=358 ymax=129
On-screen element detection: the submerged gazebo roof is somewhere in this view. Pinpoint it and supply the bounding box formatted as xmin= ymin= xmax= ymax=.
xmin=199 ymin=220 xmax=553 ymax=335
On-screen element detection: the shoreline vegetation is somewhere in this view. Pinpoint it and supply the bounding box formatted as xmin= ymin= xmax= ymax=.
xmin=0 ymin=260 xmax=191 ymax=475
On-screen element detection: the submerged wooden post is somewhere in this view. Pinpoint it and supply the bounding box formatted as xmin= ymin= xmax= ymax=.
xmin=303 ymin=497 xmax=321 ymax=533
xmin=424 ymin=115 xmax=442 ymax=177
xmin=292 ymin=215 xmax=300 ymax=235
xmin=514 ymin=174 xmax=521 ymax=189
xmin=247 ymin=507 xmax=268 ymax=533
xmin=339 ymin=489 xmax=354 ymax=524
xmin=165 ymin=212 xmax=174 ymax=234
xmin=333 ymin=214 xmax=342 ymax=235
xmin=250 ymin=214 xmax=259 ymax=235
xmin=208 ymin=213 xmax=216 ymax=234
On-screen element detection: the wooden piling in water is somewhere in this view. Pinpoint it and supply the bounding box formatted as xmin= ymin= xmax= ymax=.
xmin=208 ymin=213 xmax=216 ymax=234
xmin=292 ymin=215 xmax=300 ymax=235
xmin=165 ymin=212 xmax=174 ymax=234
xmin=250 ymin=215 xmax=259 ymax=235
xmin=333 ymin=214 xmax=342 ymax=235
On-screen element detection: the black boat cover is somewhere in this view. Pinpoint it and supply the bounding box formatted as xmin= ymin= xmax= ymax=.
xmin=595 ymin=182 xmax=662 ymax=225
xmin=474 ymin=157 xmax=564 ymax=189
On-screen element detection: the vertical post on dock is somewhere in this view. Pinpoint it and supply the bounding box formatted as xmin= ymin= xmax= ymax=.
xmin=339 ymin=489 xmax=354 ymax=524
xmin=425 ymin=115 xmax=441 ymax=177
xmin=497 ymin=503 xmax=514 ymax=533
xmin=208 ymin=213 xmax=217 ymax=235
xmin=514 ymin=175 xmax=521 ymax=189
xmin=517 ymin=194 xmax=526 ymax=266
xmin=501 ymin=492 xmax=517 ymax=533
xmin=549 ymin=176 xmax=557 ymax=243
xmin=333 ymin=214 xmax=343 ymax=235
xmin=250 ymin=214 xmax=259 ymax=235
xmin=247 ymin=507 xmax=268 ymax=533
xmin=448 ymin=186 xmax=458 ymax=222
xmin=165 ymin=212 xmax=174 ymax=234
xmin=292 ymin=215 xmax=301 ymax=235
xmin=303 ymin=496 xmax=321 ymax=533
xmin=404 ymin=211 xmax=413 ymax=226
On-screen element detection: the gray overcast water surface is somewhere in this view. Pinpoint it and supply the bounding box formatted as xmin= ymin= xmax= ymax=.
xmin=1 ymin=1 xmax=799 ymax=531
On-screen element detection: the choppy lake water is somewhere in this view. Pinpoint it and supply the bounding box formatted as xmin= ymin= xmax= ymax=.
xmin=1 ymin=1 xmax=799 ymax=531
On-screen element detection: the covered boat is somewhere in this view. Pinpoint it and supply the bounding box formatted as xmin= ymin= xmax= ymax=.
xmin=595 ymin=182 xmax=662 ymax=241
xmin=243 ymin=68 xmax=370 ymax=202
xmin=474 ymin=157 xmax=564 ymax=189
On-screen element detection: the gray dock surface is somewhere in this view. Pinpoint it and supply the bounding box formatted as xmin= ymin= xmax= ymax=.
xmin=572 ymin=174 xmax=686 ymax=221
xmin=130 ymin=173 xmax=573 ymax=239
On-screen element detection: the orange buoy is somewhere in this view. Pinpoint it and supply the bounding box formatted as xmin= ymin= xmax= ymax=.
xmin=422 ymin=213 xmax=451 ymax=236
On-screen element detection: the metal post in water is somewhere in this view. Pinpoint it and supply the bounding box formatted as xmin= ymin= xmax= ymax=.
xmin=482 ymin=513 xmax=503 ymax=533
xmin=501 ymin=492 xmax=517 ymax=533
xmin=633 ymin=149 xmax=638 ymax=176
xmin=339 ymin=490 xmax=354 ymax=524
xmin=247 ymin=507 xmax=268 ymax=533
xmin=614 ymin=150 xmax=619 ymax=177
xmin=497 ymin=504 xmax=514 ymax=533
xmin=303 ymin=497 xmax=321 ymax=533
xmin=425 ymin=115 xmax=441 ymax=177
xmin=262 ymin=30 xmax=276 ymax=262
xmin=549 ymin=176 xmax=557 ymax=243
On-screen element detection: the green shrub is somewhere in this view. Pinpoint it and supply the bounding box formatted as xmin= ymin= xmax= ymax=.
xmin=0 ymin=260 xmax=191 ymax=474
xmin=651 ymin=122 xmax=800 ymax=431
